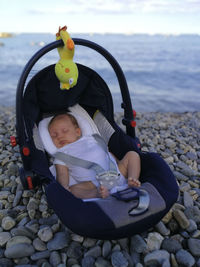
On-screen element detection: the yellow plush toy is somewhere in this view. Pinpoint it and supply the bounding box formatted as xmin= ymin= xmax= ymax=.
xmin=55 ymin=26 xmax=78 ymax=90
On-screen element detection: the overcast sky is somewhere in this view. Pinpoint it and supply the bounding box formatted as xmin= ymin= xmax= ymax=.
xmin=0 ymin=0 xmax=200 ymax=34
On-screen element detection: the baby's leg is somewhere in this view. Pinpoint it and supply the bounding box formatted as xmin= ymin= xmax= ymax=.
xmin=70 ymin=181 xmax=99 ymax=199
xmin=117 ymin=151 xmax=141 ymax=187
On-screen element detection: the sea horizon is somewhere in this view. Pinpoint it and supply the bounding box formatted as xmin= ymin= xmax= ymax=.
xmin=0 ymin=33 xmax=199 ymax=112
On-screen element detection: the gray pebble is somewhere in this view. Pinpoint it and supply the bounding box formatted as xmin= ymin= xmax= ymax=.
xmin=4 ymin=243 xmax=35 ymax=258
xmin=197 ymin=258 xmax=200 ymax=267
xmin=11 ymin=226 xmax=35 ymax=239
xmin=144 ymin=250 xmax=170 ymax=266
xmin=174 ymin=171 xmax=188 ymax=181
xmin=33 ymin=237 xmax=47 ymax=251
xmin=102 ymin=240 xmax=112 ymax=258
xmin=66 ymin=241 xmax=83 ymax=259
xmin=84 ymin=245 xmax=101 ymax=258
xmin=186 ymin=219 xmax=197 ymax=232
xmin=111 ymin=251 xmax=128 ymax=267
xmin=47 ymin=231 xmax=69 ymax=251
xmin=184 ymin=206 xmax=200 ymax=223
xmin=183 ymin=191 xmax=194 ymax=208
xmin=31 ymin=250 xmax=50 ymax=261
xmin=27 ymin=198 xmax=38 ymax=211
xmin=146 ymin=232 xmax=164 ymax=251
xmin=122 ymin=250 xmax=134 ymax=267
xmin=176 ymin=249 xmax=195 ymax=267
xmin=1 ymin=216 xmax=16 ymax=230
xmin=38 ymin=226 xmax=53 ymax=242
xmin=7 ymin=163 xmax=18 ymax=177
xmin=38 ymin=214 xmax=58 ymax=225
xmin=95 ymin=257 xmax=111 ymax=267
xmin=82 ymin=238 xmax=96 ymax=248
xmin=188 ymin=238 xmax=200 ymax=257
xmin=155 ymin=221 xmax=170 ymax=236
xmin=49 ymin=251 xmax=61 ymax=267
xmin=186 ymin=152 xmax=197 ymax=161
xmin=161 ymin=238 xmax=182 ymax=253
xmin=130 ymin=235 xmax=147 ymax=253
xmin=130 ymin=251 xmax=140 ymax=266
xmin=168 ymin=218 xmax=179 ymax=232
xmin=0 ymin=231 xmax=11 ymax=247
xmin=66 ymin=258 xmax=78 ymax=266
xmin=81 ymin=256 xmax=95 ymax=267
xmin=12 ymin=190 xmax=22 ymax=207
xmin=191 ymin=229 xmax=200 ymax=238
xmin=173 ymin=209 xmax=190 ymax=229
xmin=41 ymin=261 xmax=52 ymax=267
xmin=25 ymin=221 xmax=39 ymax=234
xmin=0 ymin=258 xmax=13 ymax=267
xmin=6 ymin=235 xmax=32 ymax=249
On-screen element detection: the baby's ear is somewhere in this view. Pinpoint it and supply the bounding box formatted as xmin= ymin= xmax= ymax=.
xmin=76 ymin=127 xmax=82 ymax=137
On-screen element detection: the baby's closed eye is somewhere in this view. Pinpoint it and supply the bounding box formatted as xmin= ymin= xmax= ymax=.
xmin=50 ymin=132 xmax=57 ymax=138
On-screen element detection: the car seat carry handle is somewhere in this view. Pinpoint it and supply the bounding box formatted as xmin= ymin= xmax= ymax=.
xmin=112 ymin=187 xmax=150 ymax=215
xmin=129 ymin=189 xmax=150 ymax=216
xmin=16 ymin=38 xmax=135 ymax=148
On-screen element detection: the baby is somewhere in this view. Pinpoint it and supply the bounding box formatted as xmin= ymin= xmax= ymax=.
xmin=48 ymin=113 xmax=141 ymax=199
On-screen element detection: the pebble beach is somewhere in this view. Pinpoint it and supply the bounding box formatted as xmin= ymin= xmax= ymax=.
xmin=0 ymin=106 xmax=200 ymax=267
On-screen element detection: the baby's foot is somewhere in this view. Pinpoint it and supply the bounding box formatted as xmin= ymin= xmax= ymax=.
xmin=128 ymin=177 xmax=141 ymax=187
xmin=99 ymin=185 xmax=110 ymax=198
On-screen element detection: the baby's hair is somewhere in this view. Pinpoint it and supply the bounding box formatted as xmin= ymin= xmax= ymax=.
xmin=48 ymin=113 xmax=80 ymax=129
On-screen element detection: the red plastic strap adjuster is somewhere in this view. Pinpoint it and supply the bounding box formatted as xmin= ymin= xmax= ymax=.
xmin=10 ymin=136 xmax=17 ymax=147
xmin=133 ymin=109 xmax=137 ymax=119
xmin=22 ymin=147 xmax=30 ymax=156
xmin=130 ymin=120 xmax=136 ymax=127
xmin=27 ymin=176 xmax=33 ymax=190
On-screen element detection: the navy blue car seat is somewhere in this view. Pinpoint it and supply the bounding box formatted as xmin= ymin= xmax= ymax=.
xmin=13 ymin=38 xmax=179 ymax=240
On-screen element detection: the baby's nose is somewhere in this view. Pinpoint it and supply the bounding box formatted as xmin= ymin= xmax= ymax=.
xmin=57 ymin=132 xmax=64 ymax=139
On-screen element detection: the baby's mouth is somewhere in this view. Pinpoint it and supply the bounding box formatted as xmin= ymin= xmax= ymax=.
xmin=59 ymin=140 xmax=67 ymax=146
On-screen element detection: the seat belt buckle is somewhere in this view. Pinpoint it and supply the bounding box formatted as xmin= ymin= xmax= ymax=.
xmin=96 ymin=171 xmax=120 ymax=189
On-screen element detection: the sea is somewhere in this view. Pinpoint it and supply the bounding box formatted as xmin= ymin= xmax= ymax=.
xmin=0 ymin=33 xmax=200 ymax=113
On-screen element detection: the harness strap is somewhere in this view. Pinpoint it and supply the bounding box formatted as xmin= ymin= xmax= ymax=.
xmin=53 ymin=151 xmax=105 ymax=174
xmin=92 ymin=134 xmax=117 ymax=173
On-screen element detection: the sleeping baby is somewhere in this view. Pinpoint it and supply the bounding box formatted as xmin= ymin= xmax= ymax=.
xmin=46 ymin=112 xmax=141 ymax=199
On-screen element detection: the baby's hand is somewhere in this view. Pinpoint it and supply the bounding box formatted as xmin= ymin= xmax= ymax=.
xmin=65 ymin=185 xmax=71 ymax=191
xmin=128 ymin=177 xmax=141 ymax=187
xmin=99 ymin=185 xmax=110 ymax=198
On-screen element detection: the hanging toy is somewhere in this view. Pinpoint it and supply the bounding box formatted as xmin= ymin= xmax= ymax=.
xmin=55 ymin=26 xmax=78 ymax=90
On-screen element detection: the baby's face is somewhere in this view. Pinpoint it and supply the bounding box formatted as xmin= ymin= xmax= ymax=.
xmin=49 ymin=117 xmax=81 ymax=148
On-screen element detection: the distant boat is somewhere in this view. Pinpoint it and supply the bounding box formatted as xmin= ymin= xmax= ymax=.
xmin=0 ymin=32 xmax=13 ymax=38
xmin=38 ymin=41 xmax=45 ymax=46
xmin=30 ymin=41 xmax=45 ymax=46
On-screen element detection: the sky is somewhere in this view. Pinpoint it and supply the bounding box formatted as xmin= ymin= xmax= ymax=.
xmin=0 ymin=0 xmax=200 ymax=34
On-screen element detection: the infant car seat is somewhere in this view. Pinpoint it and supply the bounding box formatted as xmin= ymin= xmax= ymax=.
xmin=12 ymin=37 xmax=179 ymax=239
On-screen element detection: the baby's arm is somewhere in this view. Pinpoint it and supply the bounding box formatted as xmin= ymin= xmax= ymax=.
xmin=55 ymin=164 xmax=70 ymax=190
xmin=55 ymin=164 xmax=99 ymax=198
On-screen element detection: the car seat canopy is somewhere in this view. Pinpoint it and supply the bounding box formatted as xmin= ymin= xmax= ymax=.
xmin=24 ymin=64 xmax=114 ymax=124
